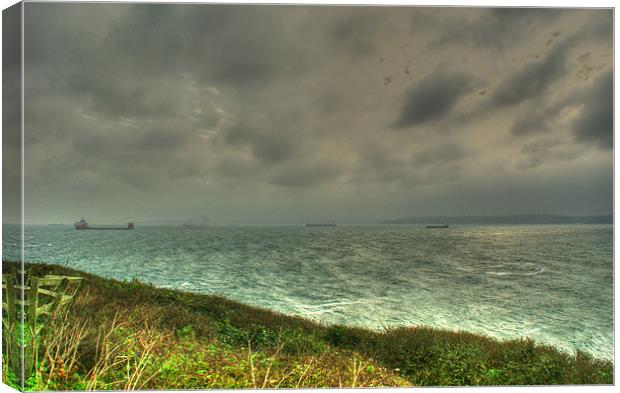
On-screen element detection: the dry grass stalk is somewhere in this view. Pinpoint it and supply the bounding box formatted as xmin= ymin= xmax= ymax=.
xmin=260 ymin=340 xmax=285 ymax=388
xmin=84 ymin=310 xmax=165 ymax=391
xmin=350 ymin=356 xmax=366 ymax=388
xmin=85 ymin=311 xmax=128 ymax=390
xmin=122 ymin=330 xmax=160 ymax=390
xmin=40 ymin=308 xmax=89 ymax=388
xmin=247 ymin=340 xmax=256 ymax=388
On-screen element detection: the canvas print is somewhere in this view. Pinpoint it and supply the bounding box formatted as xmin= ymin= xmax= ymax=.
xmin=2 ymin=2 xmax=614 ymax=390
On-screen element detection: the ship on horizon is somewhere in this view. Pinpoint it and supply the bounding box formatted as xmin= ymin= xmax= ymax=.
xmin=74 ymin=218 xmax=134 ymax=230
xmin=306 ymin=220 xmax=337 ymax=227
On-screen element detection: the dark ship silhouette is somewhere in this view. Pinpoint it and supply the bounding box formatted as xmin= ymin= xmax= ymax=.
xmin=74 ymin=218 xmax=134 ymax=230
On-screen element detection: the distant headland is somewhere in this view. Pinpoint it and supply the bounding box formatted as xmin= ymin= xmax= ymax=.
xmin=382 ymin=214 xmax=613 ymax=225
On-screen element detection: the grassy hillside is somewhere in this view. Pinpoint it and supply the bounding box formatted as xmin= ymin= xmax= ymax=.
xmin=2 ymin=261 xmax=613 ymax=390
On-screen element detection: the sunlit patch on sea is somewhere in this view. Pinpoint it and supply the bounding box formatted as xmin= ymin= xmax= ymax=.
xmin=5 ymin=224 xmax=613 ymax=360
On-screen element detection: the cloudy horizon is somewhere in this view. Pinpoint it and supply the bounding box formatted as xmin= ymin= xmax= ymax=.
xmin=3 ymin=4 xmax=613 ymax=225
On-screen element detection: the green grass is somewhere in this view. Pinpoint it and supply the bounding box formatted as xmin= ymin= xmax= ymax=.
xmin=2 ymin=261 xmax=613 ymax=389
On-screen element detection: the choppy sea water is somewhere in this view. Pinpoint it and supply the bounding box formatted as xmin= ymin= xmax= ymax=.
xmin=3 ymin=224 xmax=613 ymax=359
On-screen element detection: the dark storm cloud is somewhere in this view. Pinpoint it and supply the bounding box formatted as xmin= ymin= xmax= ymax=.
xmin=515 ymin=67 xmax=613 ymax=149
xmin=571 ymin=70 xmax=613 ymax=149
xmin=486 ymin=15 xmax=613 ymax=113
xmin=488 ymin=35 xmax=575 ymax=109
xmin=394 ymin=71 xmax=474 ymax=128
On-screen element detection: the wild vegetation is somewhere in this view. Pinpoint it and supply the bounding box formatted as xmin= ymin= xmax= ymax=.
xmin=2 ymin=261 xmax=613 ymax=390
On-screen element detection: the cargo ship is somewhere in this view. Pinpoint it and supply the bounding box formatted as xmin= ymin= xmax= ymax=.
xmin=74 ymin=218 xmax=134 ymax=230
xmin=426 ymin=224 xmax=449 ymax=228
xmin=306 ymin=220 xmax=336 ymax=227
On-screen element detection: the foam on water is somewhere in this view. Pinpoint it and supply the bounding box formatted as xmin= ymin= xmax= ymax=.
xmin=486 ymin=267 xmax=546 ymax=276
xmin=4 ymin=224 xmax=613 ymax=359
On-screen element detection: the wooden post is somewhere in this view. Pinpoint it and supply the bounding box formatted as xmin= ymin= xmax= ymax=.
xmin=2 ymin=271 xmax=84 ymax=380
xmin=52 ymin=278 xmax=69 ymax=315
xmin=24 ymin=277 xmax=39 ymax=378
xmin=2 ymin=273 xmax=20 ymax=378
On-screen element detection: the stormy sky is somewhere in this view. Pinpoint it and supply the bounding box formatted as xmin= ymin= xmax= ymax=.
xmin=8 ymin=4 xmax=613 ymax=224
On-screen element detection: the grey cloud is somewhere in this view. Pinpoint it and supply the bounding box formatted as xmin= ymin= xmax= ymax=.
xmin=3 ymin=3 xmax=21 ymax=148
xmin=213 ymin=157 xmax=260 ymax=180
xmin=72 ymin=132 xmax=121 ymax=156
xmin=46 ymin=116 xmax=204 ymax=191
xmin=423 ymin=166 xmax=612 ymax=216
xmin=270 ymin=161 xmax=343 ymax=187
xmin=533 ymin=67 xmax=613 ymax=150
xmin=487 ymin=16 xmax=612 ymax=113
xmin=67 ymin=73 xmax=181 ymax=120
xmin=17 ymin=5 xmax=612 ymax=224
xmin=357 ymin=143 xmax=401 ymax=172
xmin=400 ymin=164 xmax=464 ymax=188
xmin=185 ymin=6 xmax=301 ymax=87
xmin=211 ymin=55 xmax=278 ymax=86
xmin=412 ymin=144 xmax=468 ymax=166
xmin=354 ymin=142 xmax=467 ymax=188
xmin=518 ymin=138 xmax=580 ymax=169
xmin=577 ymin=11 xmax=613 ymax=44
xmin=571 ymin=70 xmax=613 ymax=149
xmin=224 ymin=122 xmax=302 ymax=164
xmin=252 ymin=134 xmax=297 ymax=164
xmin=394 ymin=71 xmax=474 ymax=128
xmin=24 ymin=4 xmax=297 ymax=125
xmin=104 ymin=5 xmax=287 ymax=87
xmin=511 ymin=110 xmax=550 ymax=136
xmin=489 ymin=35 xmax=575 ymax=109
xmin=352 ymin=142 xmax=413 ymax=186
xmin=2 ymin=3 xmax=22 ymax=224
xmin=25 ymin=5 xmax=177 ymax=120
xmin=314 ymin=89 xmax=343 ymax=115
xmin=488 ymin=8 xmax=562 ymax=26
xmin=132 ymin=126 xmax=194 ymax=151
xmin=409 ymin=8 xmax=440 ymax=32
xmin=431 ymin=8 xmax=562 ymax=50
xmin=329 ymin=9 xmax=383 ymax=56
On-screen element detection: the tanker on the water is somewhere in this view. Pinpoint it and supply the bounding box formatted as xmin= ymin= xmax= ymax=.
xmin=74 ymin=218 xmax=134 ymax=230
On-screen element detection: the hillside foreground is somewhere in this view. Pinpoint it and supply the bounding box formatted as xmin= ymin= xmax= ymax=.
xmin=1 ymin=261 xmax=613 ymax=390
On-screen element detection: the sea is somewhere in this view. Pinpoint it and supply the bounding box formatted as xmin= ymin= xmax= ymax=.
xmin=2 ymin=224 xmax=614 ymax=360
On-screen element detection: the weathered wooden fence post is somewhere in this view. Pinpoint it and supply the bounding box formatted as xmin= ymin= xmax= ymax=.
xmin=2 ymin=273 xmax=20 ymax=377
xmin=24 ymin=276 xmax=39 ymax=379
xmin=2 ymin=271 xmax=84 ymax=381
